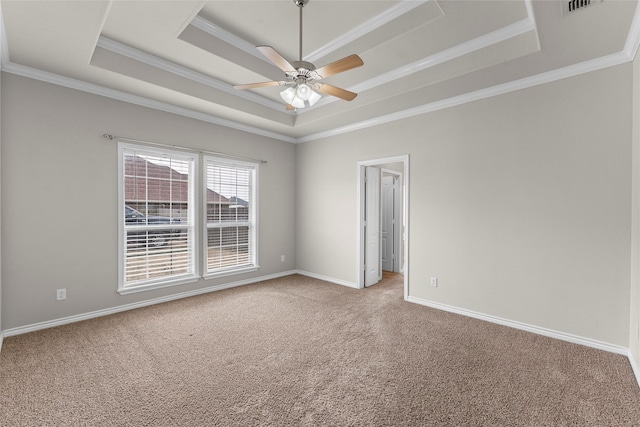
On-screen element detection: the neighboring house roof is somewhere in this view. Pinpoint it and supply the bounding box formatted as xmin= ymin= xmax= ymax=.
xmin=124 ymin=155 xmax=229 ymax=204
xmin=228 ymin=196 xmax=249 ymax=207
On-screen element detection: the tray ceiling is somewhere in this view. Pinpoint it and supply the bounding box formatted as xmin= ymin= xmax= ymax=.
xmin=1 ymin=0 xmax=639 ymax=142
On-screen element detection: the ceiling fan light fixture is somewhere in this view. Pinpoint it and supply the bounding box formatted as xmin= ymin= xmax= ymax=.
xmin=308 ymin=89 xmax=321 ymax=106
xmin=296 ymin=83 xmax=312 ymax=101
xmin=281 ymin=83 xmax=321 ymax=109
xmin=280 ymin=86 xmax=296 ymax=104
xmin=291 ymin=95 xmax=305 ymax=109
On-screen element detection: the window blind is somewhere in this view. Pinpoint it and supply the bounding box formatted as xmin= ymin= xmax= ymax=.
xmin=120 ymin=146 xmax=197 ymax=289
xmin=204 ymin=157 xmax=257 ymax=275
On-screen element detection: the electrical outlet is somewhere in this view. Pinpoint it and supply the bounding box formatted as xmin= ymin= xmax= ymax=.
xmin=430 ymin=277 xmax=438 ymax=287
xmin=281 ymin=255 xmax=285 ymax=262
xmin=56 ymin=289 xmax=66 ymax=301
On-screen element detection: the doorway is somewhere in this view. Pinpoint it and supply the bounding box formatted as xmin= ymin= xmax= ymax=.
xmin=357 ymin=155 xmax=409 ymax=300
xmin=381 ymin=170 xmax=402 ymax=274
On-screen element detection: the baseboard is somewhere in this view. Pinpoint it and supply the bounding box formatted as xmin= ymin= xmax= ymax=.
xmin=406 ymin=296 xmax=629 ymax=357
xmin=294 ymin=270 xmax=359 ymax=289
xmin=0 ymin=331 xmax=4 ymax=353
xmin=2 ymin=270 xmax=298 ymax=338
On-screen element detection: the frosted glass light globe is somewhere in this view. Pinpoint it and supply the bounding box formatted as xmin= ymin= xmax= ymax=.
xmin=296 ymin=83 xmax=312 ymax=101
xmin=280 ymin=87 xmax=296 ymax=104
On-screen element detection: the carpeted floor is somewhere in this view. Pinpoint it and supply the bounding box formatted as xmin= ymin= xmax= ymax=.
xmin=1 ymin=273 xmax=639 ymax=426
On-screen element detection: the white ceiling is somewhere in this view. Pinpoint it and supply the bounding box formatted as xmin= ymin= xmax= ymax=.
xmin=1 ymin=0 xmax=639 ymax=143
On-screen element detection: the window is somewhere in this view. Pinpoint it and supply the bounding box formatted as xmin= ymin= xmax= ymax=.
xmin=204 ymin=156 xmax=258 ymax=277
xmin=118 ymin=144 xmax=197 ymax=293
xmin=118 ymin=143 xmax=259 ymax=293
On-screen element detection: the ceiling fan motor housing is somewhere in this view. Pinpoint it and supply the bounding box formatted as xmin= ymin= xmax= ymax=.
xmin=292 ymin=61 xmax=315 ymax=73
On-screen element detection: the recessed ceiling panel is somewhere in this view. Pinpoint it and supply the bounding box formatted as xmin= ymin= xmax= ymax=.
xmin=198 ymin=0 xmax=402 ymax=62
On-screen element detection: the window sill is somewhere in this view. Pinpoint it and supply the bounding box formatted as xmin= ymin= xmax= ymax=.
xmin=203 ymin=265 xmax=260 ymax=280
xmin=118 ymin=275 xmax=199 ymax=295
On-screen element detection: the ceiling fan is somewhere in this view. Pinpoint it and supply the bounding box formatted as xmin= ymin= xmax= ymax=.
xmin=233 ymin=0 xmax=364 ymax=110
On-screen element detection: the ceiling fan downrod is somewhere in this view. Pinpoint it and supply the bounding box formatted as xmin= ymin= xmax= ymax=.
xmin=295 ymin=0 xmax=309 ymax=63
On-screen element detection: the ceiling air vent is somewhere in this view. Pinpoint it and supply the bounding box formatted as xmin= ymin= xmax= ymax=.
xmin=563 ymin=0 xmax=601 ymax=16
xmin=569 ymin=0 xmax=591 ymax=12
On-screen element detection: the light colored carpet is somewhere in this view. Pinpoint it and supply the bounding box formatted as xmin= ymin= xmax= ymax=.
xmin=1 ymin=273 xmax=639 ymax=426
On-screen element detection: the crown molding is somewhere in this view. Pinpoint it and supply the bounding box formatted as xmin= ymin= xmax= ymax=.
xmin=296 ymin=0 xmax=640 ymax=142
xmin=0 ymin=2 xmax=8 ymax=68
xmin=304 ymin=0 xmax=430 ymax=63
xmin=2 ymin=45 xmax=634 ymax=146
xmin=96 ymin=36 xmax=290 ymax=114
xmin=190 ymin=14 xmax=269 ymax=63
xmin=300 ymin=16 xmax=539 ymax=112
xmin=625 ymin=0 xmax=640 ymax=59
xmin=189 ymin=1 xmax=429 ymax=67
xmin=298 ymin=50 xmax=633 ymax=143
xmin=355 ymin=17 xmax=537 ymax=95
xmin=1 ymin=61 xmax=297 ymax=143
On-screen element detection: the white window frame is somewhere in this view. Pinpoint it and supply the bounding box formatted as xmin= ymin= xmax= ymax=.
xmin=203 ymin=156 xmax=259 ymax=279
xmin=117 ymin=143 xmax=199 ymax=294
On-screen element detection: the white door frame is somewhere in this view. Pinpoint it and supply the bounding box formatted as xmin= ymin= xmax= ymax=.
xmin=357 ymin=155 xmax=409 ymax=300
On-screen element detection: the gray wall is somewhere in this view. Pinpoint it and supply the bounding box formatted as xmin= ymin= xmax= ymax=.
xmin=0 ymin=73 xmax=297 ymax=330
xmin=1 ymin=61 xmax=636 ymax=353
xmin=296 ymin=63 xmax=633 ymax=347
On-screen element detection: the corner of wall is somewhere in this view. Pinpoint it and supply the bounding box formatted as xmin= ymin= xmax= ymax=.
xmin=630 ymin=43 xmax=640 ymax=387
xmin=630 ymin=349 xmax=640 ymax=389
xmin=0 ymin=1 xmax=5 ymax=343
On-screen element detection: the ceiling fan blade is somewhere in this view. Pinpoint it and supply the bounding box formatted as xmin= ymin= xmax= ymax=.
xmin=313 ymin=54 xmax=363 ymax=79
xmin=286 ymin=104 xmax=296 ymax=111
xmin=316 ymin=83 xmax=358 ymax=101
xmin=256 ymin=46 xmax=297 ymax=73
xmin=233 ymin=81 xmax=283 ymax=90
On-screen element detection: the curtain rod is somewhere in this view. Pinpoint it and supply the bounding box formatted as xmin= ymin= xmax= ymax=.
xmin=102 ymin=134 xmax=267 ymax=164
